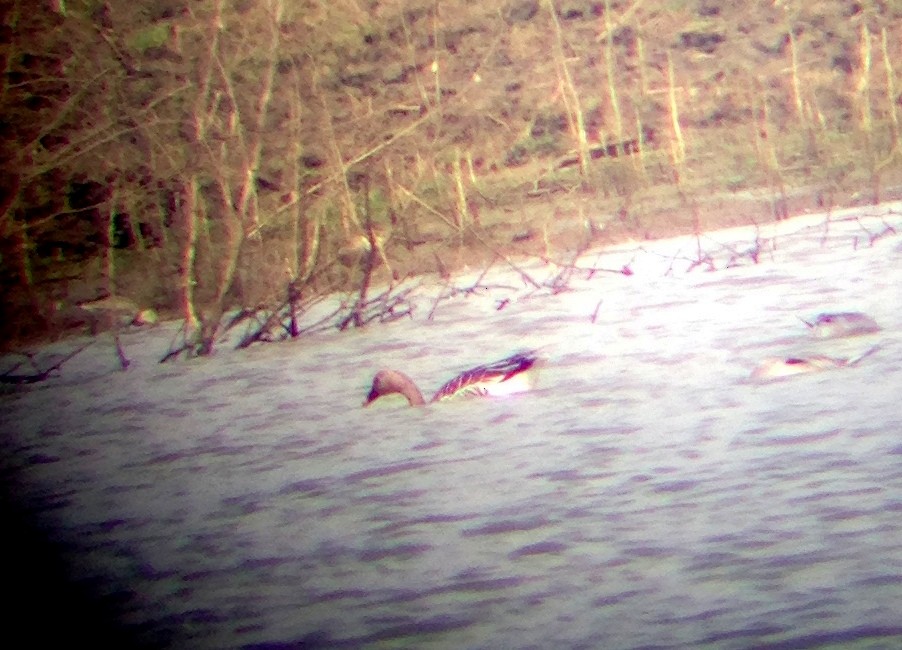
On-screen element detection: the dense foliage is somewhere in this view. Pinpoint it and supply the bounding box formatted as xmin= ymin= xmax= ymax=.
xmin=2 ymin=0 xmax=900 ymax=347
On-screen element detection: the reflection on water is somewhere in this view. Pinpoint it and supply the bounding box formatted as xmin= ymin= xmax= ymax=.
xmin=2 ymin=203 xmax=902 ymax=648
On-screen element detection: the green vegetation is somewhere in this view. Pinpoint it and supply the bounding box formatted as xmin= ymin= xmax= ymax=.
xmin=1 ymin=0 xmax=901 ymax=351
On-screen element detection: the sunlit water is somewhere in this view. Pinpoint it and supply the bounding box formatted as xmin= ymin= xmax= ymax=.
xmin=2 ymin=203 xmax=901 ymax=649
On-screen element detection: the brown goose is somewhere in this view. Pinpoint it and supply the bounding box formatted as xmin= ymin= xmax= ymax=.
xmin=802 ymin=312 xmax=881 ymax=339
xmin=364 ymin=350 xmax=539 ymax=407
xmin=751 ymin=346 xmax=879 ymax=380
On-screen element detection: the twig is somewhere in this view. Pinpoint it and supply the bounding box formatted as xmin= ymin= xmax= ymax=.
xmin=427 ymin=278 xmax=453 ymax=322
xmin=337 ymin=280 xmax=418 ymax=332
xmin=686 ymin=253 xmax=716 ymax=272
xmin=540 ymin=255 xmax=632 ymax=278
xmin=852 ymin=215 xmax=897 ymax=248
xmin=113 ymin=333 xmax=130 ymax=371
xmin=235 ymin=309 xmax=283 ymax=349
xmin=160 ymin=319 xmax=198 ymax=363
xmin=425 ymin=260 xmax=522 ymax=320
xmin=590 ymin=298 xmax=604 ymax=323
xmin=0 ymin=342 xmax=92 ymax=384
xmin=160 ymin=344 xmax=192 ymax=364
xmin=296 ymin=304 xmax=345 ymax=336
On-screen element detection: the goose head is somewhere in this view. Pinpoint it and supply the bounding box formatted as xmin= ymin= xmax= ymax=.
xmin=364 ymin=369 xmax=426 ymax=407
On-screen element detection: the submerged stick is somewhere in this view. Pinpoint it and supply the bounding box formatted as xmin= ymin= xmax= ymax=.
xmin=590 ymin=298 xmax=604 ymax=324
xmin=0 ymin=341 xmax=92 ymax=384
xmin=113 ymin=333 xmax=131 ymax=371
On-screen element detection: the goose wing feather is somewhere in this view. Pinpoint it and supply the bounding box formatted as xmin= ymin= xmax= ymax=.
xmin=431 ymin=351 xmax=538 ymax=401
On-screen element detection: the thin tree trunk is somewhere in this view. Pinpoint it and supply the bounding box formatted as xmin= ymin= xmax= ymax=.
xmin=179 ymin=178 xmax=200 ymax=331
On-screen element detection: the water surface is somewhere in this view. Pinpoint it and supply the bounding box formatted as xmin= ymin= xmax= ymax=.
xmin=2 ymin=203 xmax=901 ymax=648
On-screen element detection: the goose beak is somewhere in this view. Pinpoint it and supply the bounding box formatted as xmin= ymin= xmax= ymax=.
xmin=363 ymin=388 xmax=378 ymax=407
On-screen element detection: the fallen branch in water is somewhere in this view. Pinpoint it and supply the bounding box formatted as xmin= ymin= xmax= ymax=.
xmin=0 ymin=342 xmax=92 ymax=384
xmin=852 ymin=214 xmax=897 ymax=249
xmin=644 ymin=227 xmax=772 ymax=275
xmin=539 ymin=248 xmax=635 ymax=280
xmin=520 ymin=247 xmax=589 ymax=301
xmin=233 ymin=307 xmax=283 ymax=349
xmin=337 ymin=282 xmax=416 ymax=331
xmin=233 ymin=283 xmax=342 ymax=348
xmin=427 ymin=263 xmax=493 ymax=320
xmin=426 ymin=261 xmax=522 ymax=320
xmin=295 ymin=303 xmax=346 ymax=336
xmin=685 ymin=251 xmax=717 ymax=273
xmin=590 ymin=297 xmax=604 ymax=323
xmin=160 ymin=318 xmax=207 ymax=363
xmin=113 ymin=333 xmax=130 ymax=370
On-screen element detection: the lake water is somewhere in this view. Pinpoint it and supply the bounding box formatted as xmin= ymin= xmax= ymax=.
xmin=2 ymin=202 xmax=901 ymax=649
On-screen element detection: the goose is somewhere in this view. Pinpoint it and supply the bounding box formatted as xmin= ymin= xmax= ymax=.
xmin=802 ymin=312 xmax=881 ymax=339
xmin=751 ymin=346 xmax=879 ymax=380
xmin=751 ymin=355 xmax=850 ymax=379
xmin=364 ymin=350 xmax=539 ymax=406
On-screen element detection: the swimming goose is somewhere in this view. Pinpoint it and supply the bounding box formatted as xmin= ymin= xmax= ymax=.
xmin=751 ymin=346 xmax=879 ymax=380
xmin=364 ymin=350 xmax=539 ymax=406
xmin=751 ymin=355 xmax=850 ymax=379
xmin=802 ymin=312 xmax=881 ymax=339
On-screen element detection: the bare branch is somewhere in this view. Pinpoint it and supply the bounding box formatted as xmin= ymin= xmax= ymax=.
xmin=0 ymin=342 xmax=92 ymax=384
